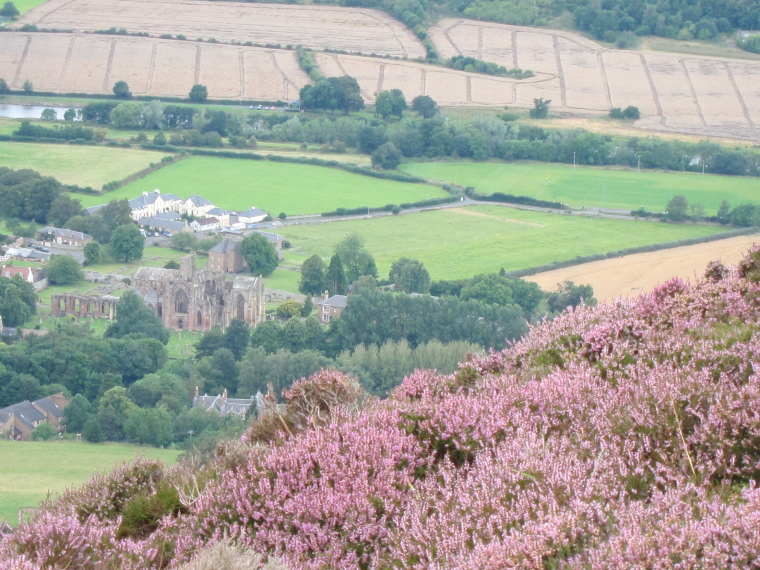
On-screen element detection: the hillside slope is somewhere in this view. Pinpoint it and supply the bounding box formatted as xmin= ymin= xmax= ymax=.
xmin=3 ymin=247 xmax=760 ymax=568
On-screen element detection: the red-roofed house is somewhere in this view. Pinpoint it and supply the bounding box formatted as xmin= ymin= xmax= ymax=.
xmin=0 ymin=265 xmax=35 ymax=283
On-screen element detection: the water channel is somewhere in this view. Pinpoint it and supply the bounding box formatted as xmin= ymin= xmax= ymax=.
xmin=0 ymin=104 xmax=80 ymax=119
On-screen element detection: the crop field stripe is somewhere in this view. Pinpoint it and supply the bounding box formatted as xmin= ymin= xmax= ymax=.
xmin=56 ymin=35 xmax=76 ymax=91
xmin=724 ymin=62 xmax=757 ymax=134
xmin=640 ymin=54 xmax=665 ymax=125
xmin=239 ymin=52 xmax=245 ymax=98
xmin=145 ymin=43 xmax=157 ymax=95
xmin=12 ymin=35 xmax=31 ymax=88
xmin=194 ymin=45 xmax=201 ymax=85
xmin=102 ymin=39 xmax=116 ymax=91
xmin=511 ymin=30 xmax=518 ymax=68
xmin=680 ymin=59 xmax=707 ymax=127
xmin=553 ymin=35 xmax=568 ymax=107
xmin=597 ymin=52 xmax=612 ymax=108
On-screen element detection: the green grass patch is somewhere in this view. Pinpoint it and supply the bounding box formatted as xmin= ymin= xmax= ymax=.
xmin=0 ymin=440 xmax=180 ymax=525
xmin=77 ymin=156 xmax=446 ymax=215
xmin=401 ymin=161 xmax=760 ymax=213
xmin=278 ymin=205 xmax=728 ymax=280
xmin=0 ymin=141 xmax=171 ymax=188
xmin=263 ymin=265 xmax=302 ymax=293
xmin=6 ymin=0 xmax=48 ymax=14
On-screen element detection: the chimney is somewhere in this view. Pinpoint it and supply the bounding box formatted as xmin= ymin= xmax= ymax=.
xmin=324 ymin=290 xmax=329 ymax=301
xmin=194 ymin=386 xmax=199 ymax=399
xmin=222 ymin=389 xmax=228 ymax=406
xmin=155 ymin=189 xmax=161 ymax=194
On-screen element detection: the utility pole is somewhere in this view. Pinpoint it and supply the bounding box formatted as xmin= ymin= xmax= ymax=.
xmin=573 ymin=151 xmax=576 ymax=170
xmin=637 ymin=156 xmax=640 ymax=173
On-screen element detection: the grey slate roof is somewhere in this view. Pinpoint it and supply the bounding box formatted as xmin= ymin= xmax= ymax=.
xmin=32 ymin=397 xmax=64 ymax=418
xmin=154 ymin=211 xmax=181 ymax=221
xmin=251 ymin=230 xmax=284 ymax=244
xmin=185 ymin=195 xmax=212 ymax=206
xmin=84 ymin=204 xmax=106 ymax=216
xmin=207 ymin=207 xmax=230 ymax=217
xmin=138 ymin=217 xmax=187 ymax=231
xmin=38 ymin=227 xmax=92 ymax=241
xmin=1 ymin=401 xmax=45 ymax=431
xmin=208 ymin=238 xmax=241 ymax=254
xmin=238 ymin=207 xmax=267 ymax=218
xmin=321 ymin=295 xmax=348 ymax=308
xmin=129 ymin=191 xmax=181 ymax=210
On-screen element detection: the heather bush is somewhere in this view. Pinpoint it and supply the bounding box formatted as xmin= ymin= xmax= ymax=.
xmin=6 ymin=247 xmax=760 ymax=568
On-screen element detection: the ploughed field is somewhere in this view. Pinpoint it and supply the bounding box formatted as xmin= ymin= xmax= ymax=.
xmin=15 ymin=0 xmax=426 ymax=58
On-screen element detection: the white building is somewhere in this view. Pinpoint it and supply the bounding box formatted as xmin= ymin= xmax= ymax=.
xmin=236 ymin=207 xmax=268 ymax=224
xmin=129 ymin=190 xmax=182 ymax=221
xmin=180 ymin=196 xmax=216 ymax=218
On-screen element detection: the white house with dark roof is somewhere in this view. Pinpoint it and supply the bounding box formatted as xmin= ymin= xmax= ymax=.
xmin=206 ymin=207 xmax=232 ymax=227
xmin=190 ymin=217 xmax=220 ymax=232
xmin=180 ymin=196 xmax=215 ymax=218
xmin=236 ymin=207 xmax=268 ymax=224
xmin=129 ymin=190 xmax=182 ymax=221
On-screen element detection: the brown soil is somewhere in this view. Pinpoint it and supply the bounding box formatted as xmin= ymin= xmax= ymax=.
xmin=526 ymin=235 xmax=759 ymax=303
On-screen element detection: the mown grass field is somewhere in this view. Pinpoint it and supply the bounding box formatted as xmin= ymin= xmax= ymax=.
xmin=0 ymin=141 xmax=170 ymax=188
xmin=0 ymin=441 xmax=180 ymax=525
xmin=77 ymin=156 xmax=447 ymax=215
xmin=401 ymin=162 xmax=760 ymax=213
xmin=278 ymin=205 xmax=729 ymax=280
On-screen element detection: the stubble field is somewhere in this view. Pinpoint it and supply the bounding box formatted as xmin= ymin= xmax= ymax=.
xmin=0 ymin=32 xmax=309 ymax=101
xmin=527 ymin=234 xmax=760 ymax=302
xmin=429 ymin=19 xmax=760 ymax=141
xmin=16 ymin=0 xmax=426 ymax=58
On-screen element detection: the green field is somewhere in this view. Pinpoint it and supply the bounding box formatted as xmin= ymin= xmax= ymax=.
xmin=0 ymin=141 xmax=170 ymax=188
xmin=0 ymin=440 xmax=179 ymax=525
xmin=76 ymin=156 xmax=447 ymax=215
xmin=278 ymin=205 xmax=728 ymax=280
xmin=401 ymin=162 xmax=760 ymax=213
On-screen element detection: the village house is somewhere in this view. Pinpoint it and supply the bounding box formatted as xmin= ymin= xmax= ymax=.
xmin=138 ymin=217 xmax=192 ymax=234
xmin=206 ymin=207 xmax=232 ymax=227
xmin=0 ymin=265 xmax=36 ymax=283
xmin=37 ymin=227 xmax=93 ymax=248
xmin=317 ymin=292 xmax=348 ymax=323
xmin=208 ymin=238 xmax=247 ymax=273
xmin=236 ymin=207 xmax=268 ymax=224
xmin=180 ymin=196 xmax=215 ymax=218
xmin=129 ymin=190 xmax=183 ymax=221
xmin=190 ymin=217 xmax=220 ymax=232
xmin=192 ymin=388 xmax=256 ymax=417
xmin=0 ymin=393 xmax=70 ymax=441
xmin=250 ymin=230 xmax=286 ymax=249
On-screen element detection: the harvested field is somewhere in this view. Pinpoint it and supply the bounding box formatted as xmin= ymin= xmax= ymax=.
xmin=429 ymin=19 xmax=760 ymax=141
xmin=314 ymin=52 xmax=554 ymax=105
xmin=17 ymin=0 xmax=425 ymax=58
xmin=526 ymin=234 xmax=759 ymax=303
xmin=0 ymin=32 xmax=308 ymax=100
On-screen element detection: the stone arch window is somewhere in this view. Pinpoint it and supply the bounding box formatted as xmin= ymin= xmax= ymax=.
xmin=175 ymin=289 xmax=189 ymax=314
xmin=235 ymin=295 xmax=245 ymax=321
xmin=197 ymin=311 xmax=203 ymax=327
xmin=178 ymin=318 xmax=184 ymax=330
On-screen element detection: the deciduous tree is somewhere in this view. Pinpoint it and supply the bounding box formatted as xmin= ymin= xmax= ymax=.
xmin=241 ymin=233 xmax=278 ymax=277
xmin=299 ymin=255 xmax=327 ymax=296
xmin=112 ymin=80 xmax=131 ymax=98
xmin=45 ymin=254 xmax=83 ymax=285
xmin=105 ymin=290 xmax=170 ymax=344
xmin=109 ymin=224 xmax=144 ymax=262
xmin=189 ymin=84 xmax=208 ymax=102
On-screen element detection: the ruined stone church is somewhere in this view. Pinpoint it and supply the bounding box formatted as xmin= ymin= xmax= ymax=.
xmin=131 ymin=253 xmax=265 ymax=331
